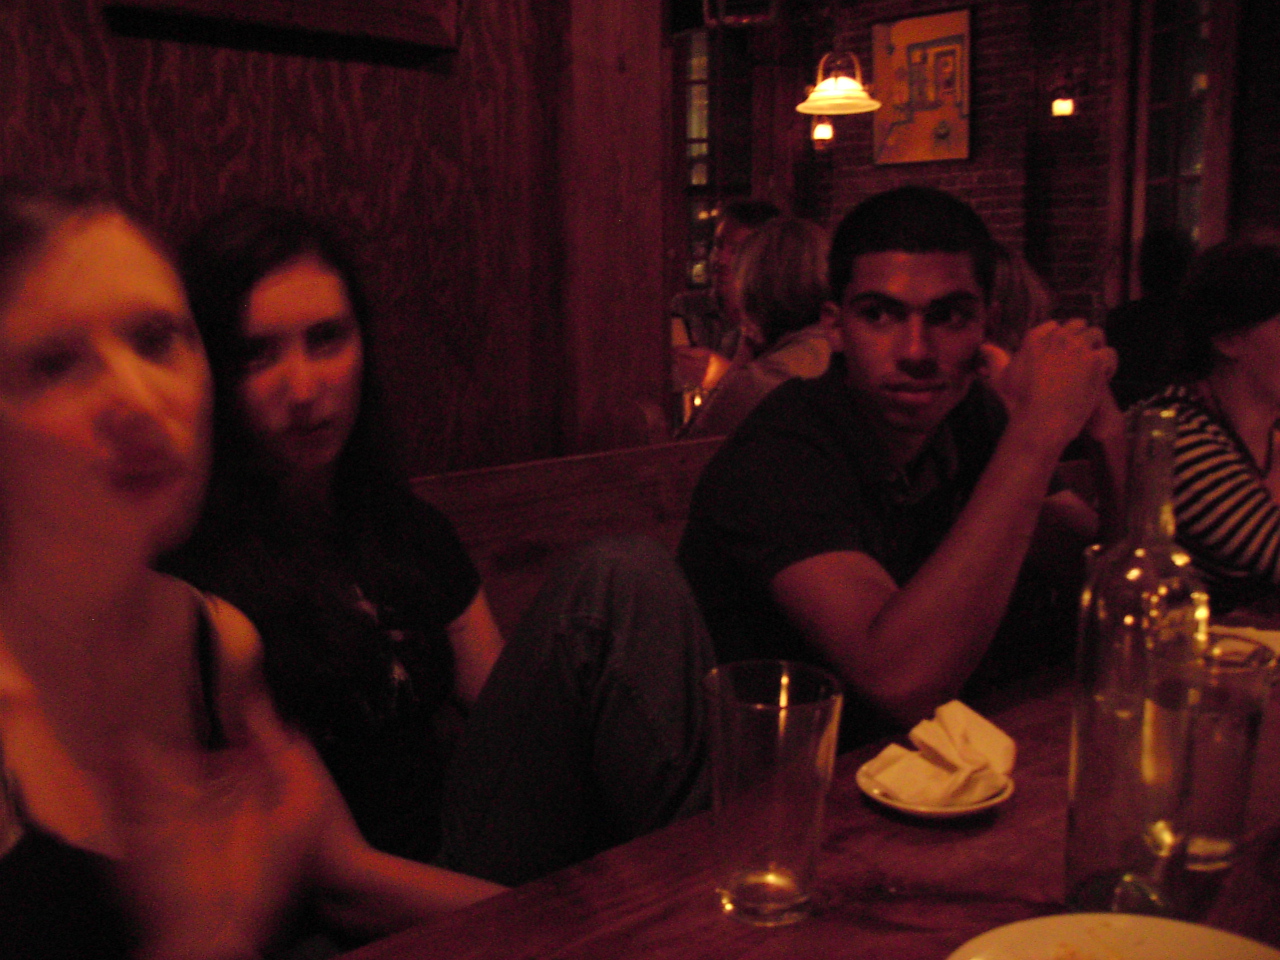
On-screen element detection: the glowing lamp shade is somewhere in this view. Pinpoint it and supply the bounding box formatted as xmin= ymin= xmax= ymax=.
xmin=1051 ymin=97 xmax=1076 ymax=117
xmin=796 ymin=52 xmax=881 ymax=115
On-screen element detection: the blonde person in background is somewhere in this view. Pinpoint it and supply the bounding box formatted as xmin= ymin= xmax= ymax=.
xmin=986 ymin=242 xmax=1054 ymax=353
xmin=682 ymin=216 xmax=834 ymax=439
xmin=670 ymin=200 xmax=780 ymax=428
xmin=0 ymin=184 xmax=501 ymax=960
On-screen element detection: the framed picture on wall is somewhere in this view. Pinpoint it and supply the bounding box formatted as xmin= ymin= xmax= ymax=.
xmin=872 ymin=8 xmax=970 ymax=164
xmin=99 ymin=0 xmax=461 ymax=49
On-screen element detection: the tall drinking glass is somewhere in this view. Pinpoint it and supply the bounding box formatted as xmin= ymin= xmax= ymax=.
xmin=1183 ymin=632 xmax=1278 ymax=873
xmin=704 ymin=660 xmax=842 ymax=926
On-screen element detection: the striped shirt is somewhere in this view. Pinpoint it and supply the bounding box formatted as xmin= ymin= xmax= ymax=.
xmin=1148 ymin=384 xmax=1280 ymax=610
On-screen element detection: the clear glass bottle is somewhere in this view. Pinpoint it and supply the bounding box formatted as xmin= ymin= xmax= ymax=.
xmin=1065 ymin=405 xmax=1210 ymax=913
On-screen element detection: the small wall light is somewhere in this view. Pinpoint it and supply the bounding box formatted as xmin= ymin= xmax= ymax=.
xmin=1046 ymin=66 xmax=1086 ymax=118
xmin=811 ymin=116 xmax=834 ymax=149
xmin=796 ymin=52 xmax=881 ymax=116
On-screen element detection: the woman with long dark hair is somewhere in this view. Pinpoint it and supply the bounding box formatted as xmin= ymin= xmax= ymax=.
xmin=169 ymin=202 xmax=713 ymax=886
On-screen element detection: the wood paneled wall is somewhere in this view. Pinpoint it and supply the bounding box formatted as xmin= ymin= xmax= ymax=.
xmin=0 ymin=0 xmax=669 ymax=474
xmin=559 ymin=1 xmax=669 ymax=454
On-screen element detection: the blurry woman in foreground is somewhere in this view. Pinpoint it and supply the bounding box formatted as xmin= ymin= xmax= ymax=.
xmin=682 ymin=216 xmax=833 ymax=438
xmin=1143 ymin=238 xmax=1280 ymax=615
xmin=0 ymin=185 xmax=500 ymax=959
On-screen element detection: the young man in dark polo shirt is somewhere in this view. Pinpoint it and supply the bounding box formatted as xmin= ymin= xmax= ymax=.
xmin=679 ymin=186 xmax=1122 ymax=744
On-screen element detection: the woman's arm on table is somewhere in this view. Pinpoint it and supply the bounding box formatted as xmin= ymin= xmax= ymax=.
xmin=113 ymin=595 xmax=505 ymax=958
xmin=312 ymin=832 xmax=506 ymax=940
xmin=210 ymin=594 xmax=508 ymax=930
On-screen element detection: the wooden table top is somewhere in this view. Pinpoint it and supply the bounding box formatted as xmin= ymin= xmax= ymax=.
xmin=341 ymin=676 xmax=1280 ymax=960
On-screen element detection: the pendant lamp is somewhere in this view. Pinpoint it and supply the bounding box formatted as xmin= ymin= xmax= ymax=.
xmin=796 ymin=51 xmax=881 ymax=115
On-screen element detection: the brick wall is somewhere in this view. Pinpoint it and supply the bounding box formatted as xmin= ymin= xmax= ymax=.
xmin=811 ymin=0 xmax=1111 ymax=318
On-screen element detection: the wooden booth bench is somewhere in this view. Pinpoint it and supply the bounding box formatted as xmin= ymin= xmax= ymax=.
xmin=410 ymin=437 xmax=723 ymax=637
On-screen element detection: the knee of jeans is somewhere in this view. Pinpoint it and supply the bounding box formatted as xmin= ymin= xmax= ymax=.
xmin=529 ymin=534 xmax=709 ymax=654
xmin=545 ymin=535 xmax=680 ymax=601
xmin=573 ymin=534 xmax=673 ymax=576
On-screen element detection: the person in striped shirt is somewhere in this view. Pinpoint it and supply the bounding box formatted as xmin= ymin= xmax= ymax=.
xmin=1143 ymin=237 xmax=1280 ymax=615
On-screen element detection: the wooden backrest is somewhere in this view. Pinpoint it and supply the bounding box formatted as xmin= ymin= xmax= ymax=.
xmin=410 ymin=437 xmax=723 ymax=636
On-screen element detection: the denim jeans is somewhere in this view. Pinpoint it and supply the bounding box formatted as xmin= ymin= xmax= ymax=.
xmin=436 ymin=535 xmax=715 ymax=886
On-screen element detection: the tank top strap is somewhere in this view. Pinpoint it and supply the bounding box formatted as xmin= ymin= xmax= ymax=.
xmin=192 ymin=593 xmax=228 ymax=751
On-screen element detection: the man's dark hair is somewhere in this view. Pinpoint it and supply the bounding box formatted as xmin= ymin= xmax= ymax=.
xmin=721 ymin=198 xmax=782 ymax=230
xmin=827 ymin=186 xmax=998 ymax=304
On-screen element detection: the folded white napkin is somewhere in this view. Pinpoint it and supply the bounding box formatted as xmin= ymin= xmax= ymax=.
xmin=863 ymin=701 xmax=1015 ymax=806
xmin=1209 ymin=624 xmax=1280 ymax=657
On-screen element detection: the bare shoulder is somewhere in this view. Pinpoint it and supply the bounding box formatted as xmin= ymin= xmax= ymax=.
xmin=157 ymin=575 xmax=264 ymax=679
xmin=198 ymin=592 xmax=265 ymax=676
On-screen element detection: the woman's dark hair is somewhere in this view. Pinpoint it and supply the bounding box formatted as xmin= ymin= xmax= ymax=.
xmin=171 ymin=202 xmax=454 ymax=738
xmin=0 ymin=181 xmax=154 ymax=308
xmin=827 ymin=185 xmax=998 ymax=305
xmin=1172 ymin=238 xmax=1280 ymax=380
xmin=179 ymin=201 xmax=395 ymax=508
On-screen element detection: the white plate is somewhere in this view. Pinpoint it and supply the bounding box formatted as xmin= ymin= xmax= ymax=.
xmin=855 ymin=759 xmax=1014 ymax=818
xmin=945 ymin=913 xmax=1280 ymax=960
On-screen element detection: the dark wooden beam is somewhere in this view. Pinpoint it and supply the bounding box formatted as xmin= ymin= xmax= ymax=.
xmin=99 ymin=0 xmax=459 ymax=49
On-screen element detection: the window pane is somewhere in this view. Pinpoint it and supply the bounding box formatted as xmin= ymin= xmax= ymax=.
xmin=688 ymin=201 xmax=714 ymax=287
xmin=1153 ymin=0 xmax=1180 ymax=28
xmin=1146 ymin=182 xmax=1178 ymax=235
xmin=1149 ymin=29 xmax=1179 ymax=105
xmin=687 ymin=84 xmax=708 ymax=140
xmin=688 ymin=31 xmax=708 ymax=82
xmin=1179 ymin=97 xmax=1205 ymax=176
xmin=689 ymin=161 xmax=708 ymax=187
xmin=1187 ymin=23 xmax=1210 ymax=94
xmin=1177 ymin=179 xmax=1202 ymax=244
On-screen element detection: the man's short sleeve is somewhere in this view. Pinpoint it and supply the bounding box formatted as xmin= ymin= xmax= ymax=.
xmin=679 ymin=370 xmax=877 ymax=666
xmin=692 ymin=421 xmax=870 ymax=590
